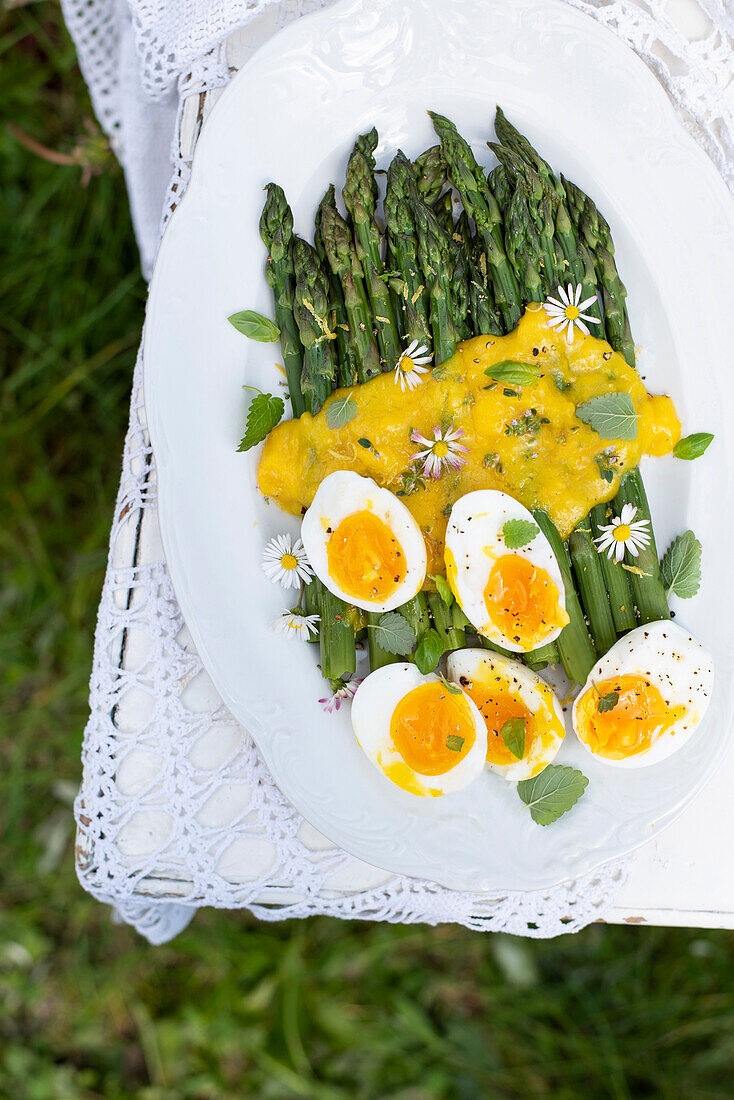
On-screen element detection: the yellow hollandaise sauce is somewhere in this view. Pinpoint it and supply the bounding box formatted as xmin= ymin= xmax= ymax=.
xmin=257 ymin=307 xmax=680 ymax=574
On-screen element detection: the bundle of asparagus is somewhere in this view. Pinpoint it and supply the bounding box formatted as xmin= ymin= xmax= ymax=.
xmin=259 ymin=108 xmax=670 ymax=688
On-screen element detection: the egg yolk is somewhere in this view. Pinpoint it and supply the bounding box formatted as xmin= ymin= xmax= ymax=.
xmin=389 ymin=682 xmax=476 ymax=776
xmin=462 ymin=682 xmax=534 ymax=766
xmin=326 ymin=510 xmax=406 ymax=603
xmin=484 ymin=554 xmax=568 ymax=649
xmin=576 ymin=674 xmax=686 ymax=759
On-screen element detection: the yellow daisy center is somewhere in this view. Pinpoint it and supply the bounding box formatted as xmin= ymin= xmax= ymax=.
xmin=433 ymin=441 xmax=449 ymax=458
xmin=613 ymin=524 xmax=631 ymax=542
xmin=565 ymin=305 xmax=580 ymax=320
xmin=281 ymin=553 xmax=298 ymax=570
xmin=398 ymin=356 xmax=414 ymax=374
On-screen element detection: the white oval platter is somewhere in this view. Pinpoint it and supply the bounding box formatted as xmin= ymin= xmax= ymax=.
xmin=144 ymin=0 xmax=734 ymax=891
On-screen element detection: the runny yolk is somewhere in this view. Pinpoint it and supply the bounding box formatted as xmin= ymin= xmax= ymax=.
xmin=576 ymin=674 xmax=686 ymax=759
xmin=462 ymin=682 xmax=534 ymax=766
xmin=484 ymin=554 xmax=568 ymax=649
xmin=326 ymin=509 xmax=406 ymax=603
xmin=390 ymin=682 xmax=476 ymax=776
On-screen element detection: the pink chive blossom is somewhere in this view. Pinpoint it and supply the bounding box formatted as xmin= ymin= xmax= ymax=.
xmin=319 ymin=678 xmax=362 ymax=713
xmin=409 ymin=425 xmax=468 ymax=479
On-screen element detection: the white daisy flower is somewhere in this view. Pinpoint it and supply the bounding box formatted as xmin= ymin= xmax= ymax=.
xmin=410 ymin=425 xmax=468 ymax=479
xmin=319 ymin=678 xmax=362 ymax=713
xmin=543 ymin=283 xmax=601 ymax=343
xmin=273 ymin=609 xmax=320 ymax=640
xmin=261 ymin=533 xmax=313 ymax=589
xmin=594 ymin=504 xmax=651 ymax=563
xmin=394 ymin=339 xmax=432 ymax=392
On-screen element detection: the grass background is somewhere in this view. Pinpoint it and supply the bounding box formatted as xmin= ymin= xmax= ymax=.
xmin=2 ymin=4 xmax=734 ymax=1097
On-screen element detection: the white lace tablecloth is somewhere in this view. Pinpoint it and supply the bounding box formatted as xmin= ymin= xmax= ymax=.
xmin=62 ymin=0 xmax=734 ymax=943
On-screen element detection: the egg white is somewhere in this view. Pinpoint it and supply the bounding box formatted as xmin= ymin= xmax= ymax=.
xmin=351 ymin=663 xmax=488 ymax=797
xmin=301 ymin=471 xmax=427 ymax=612
xmin=446 ymin=648 xmax=565 ymax=781
xmin=572 ymin=621 xmax=714 ymax=768
xmin=444 ymin=490 xmax=567 ymax=652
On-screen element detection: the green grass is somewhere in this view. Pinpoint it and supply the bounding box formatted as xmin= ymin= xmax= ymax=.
xmin=2 ymin=5 xmax=734 ymax=1097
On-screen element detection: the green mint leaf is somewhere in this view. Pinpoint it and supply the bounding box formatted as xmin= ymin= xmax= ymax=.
xmin=228 ymin=310 xmax=280 ymax=341
xmin=502 ymin=519 xmax=539 ymax=550
xmin=660 ymin=530 xmax=702 ymax=599
xmin=358 ymin=437 xmax=372 ymax=449
xmin=484 ymin=360 xmax=540 ymax=386
xmin=369 ymin=612 xmax=415 ymax=657
xmin=446 ymin=733 xmax=465 ymax=752
xmin=575 ymin=392 xmax=638 ymax=441
xmin=673 ymin=432 xmax=714 ymax=461
xmin=597 ymin=690 xmax=619 ymax=713
xmin=428 ymin=573 xmax=454 ymax=607
xmin=237 ymin=392 xmax=284 ymax=452
xmin=325 ymin=392 xmax=358 ymax=429
xmin=499 ymin=717 xmax=526 ymax=759
xmin=517 ymin=765 xmax=589 ymax=826
xmin=438 ymin=672 xmax=461 ymax=695
xmin=414 ymin=628 xmax=443 ymax=675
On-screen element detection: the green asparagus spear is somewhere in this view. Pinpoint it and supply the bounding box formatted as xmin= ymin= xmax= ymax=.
xmin=523 ymin=640 xmax=559 ymax=671
xmin=468 ymin=237 xmax=503 ymax=337
xmin=315 ymin=185 xmax=358 ymax=388
xmin=427 ymin=591 xmax=465 ymax=653
xmin=343 ymin=129 xmax=402 ymax=369
xmin=383 ymin=151 xmax=432 ymax=346
xmin=489 ymin=141 xmax=557 ymax=292
xmin=429 ymin=111 xmax=522 ymax=329
xmin=433 ymin=189 xmax=454 ymax=236
xmin=589 ymin=503 xmax=636 ymax=633
xmin=320 ymin=200 xmax=382 ymax=383
xmin=318 ymin=584 xmax=357 ymax=681
xmin=533 ymin=510 xmax=596 ymax=684
xmin=291 ymin=237 xmax=338 ymax=416
xmin=613 ymin=471 xmax=670 ymax=624
xmin=487 ymin=163 xmax=513 ymax=213
xmin=568 ymin=522 xmax=618 ymax=656
xmin=413 ymin=145 xmax=447 ymax=206
xmin=409 ymin=180 xmax=461 ymax=364
xmin=259 ymin=183 xmax=306 ymax=417
xmin=494 ymin=106 xmax=565 ymax=202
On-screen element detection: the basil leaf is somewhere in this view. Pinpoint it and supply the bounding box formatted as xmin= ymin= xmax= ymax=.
xmin=325 ymin=392 xmax=358 ymax=429
xmin=517 ymin=765 xmax=589 ymax=826
xmin=428 ymin=573 xmax=454 ymax=607
xmin=499 ymin=717 xmax=525 ymax=759
xmin=237 ymin=392 xmax=284 ymax=451
xmin=414 ymin=628 xmax=443 ymax=674
xmin=575 ymin=392 xmax=638 ymax=441
xmin=369 ymin=612 xmax=415 ymax=657
xmin=673 ymin=432 xmax=714 ymax=461
xmin=502 ymin=519 xmax=539 ymax=550
xmin=660 ymin=530 xmax=702 ymax=599
xmin=597 ymin=691 xmax=619 ymax=713
xmin=484 ymin=360 xmax=540 ymax=386
xmin=446 ymin=734 xmax=465 ymax=752
xmin=228 ymin=310 xmax=280 ymax=342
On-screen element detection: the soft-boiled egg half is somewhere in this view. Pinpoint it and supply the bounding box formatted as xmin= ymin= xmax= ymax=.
xmin=351 ymin=663 xmax=487 ymax=797
xmin=444 ymin=490 xmax=569 ymax=652
xmin=573 ymin=621 xmax=714 ymax=768
xmin=446 ymin=648 xmax=565 ymax=780
xmin=301 ymin=471 xmax=427 ymax=612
